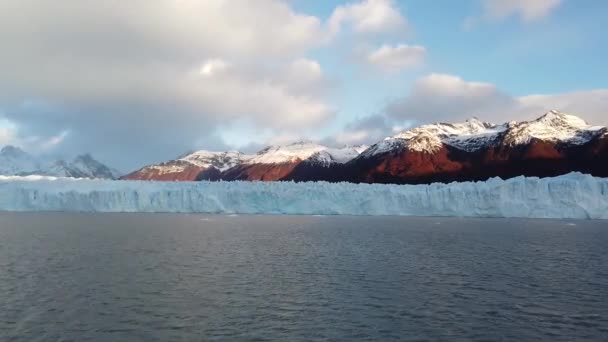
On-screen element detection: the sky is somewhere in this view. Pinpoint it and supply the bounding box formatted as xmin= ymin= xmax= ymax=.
xmin=0 ymin=0 xmax=606 ymax=170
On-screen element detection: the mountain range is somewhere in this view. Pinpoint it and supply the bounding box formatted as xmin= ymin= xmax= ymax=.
xmin=0 ymin=146 xmax=119 ymax=179
xmin=1 ymin=111 xmax=605 ymax=183
xmin=122 ymin=111 xmax=607 ymax=183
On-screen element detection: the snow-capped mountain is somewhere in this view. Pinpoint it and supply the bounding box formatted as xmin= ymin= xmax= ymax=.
xmin=245 ymin=141 xmax=327 ymax=164
xmin=0 ymin=145 xmax=40 ymax=175
xmin=122 ymin=150 xmax=249 ymax=181
xmin=45 ymin=154 xmax=120 ymax=179
xmin=349 ymin=110 xmax=608 ymax=184
xmin=360 ymin=117 xmax=503 ymax=157
xmin=221 ymin=141 xmax=368 ymax=181
xmin=361 ymin=111 xmax=604 ymax=159
xmin=0 ymin=146 xmax=118 ymax=179
xmin=122 ymin=111 xmax=607 ymax=184
xmin=502 ymin=110 xmax=605 ymax=146
xmin=125 ymin=142 xmax=369 ymax=182
xmin=179 ymin=150 xmax=247 ymax=171
xmin=245 ymin=141 xmax=367 ymax=166
xmin=308 ymin=145 xmax=368 ymax=166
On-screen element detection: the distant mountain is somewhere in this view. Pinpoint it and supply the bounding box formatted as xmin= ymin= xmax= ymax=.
xmin=121 ymin=150 xmax=247 ymax=181
xmin=0 ymin=146 xmax=118 ymax=179
xmin=123 ymin=142 xmax=368 ymax=182
xmin=221 ymin=141 xmax=367 ymax=181
xmin=44 ymin=154 xmax=120 ymax=179
xmin=122 ymin=111 xmax=607 ymax=184
xmin=346 ymin=110 xmax=608 ymax=183
xmin=0 ymin=145 xmax=40 ymax=175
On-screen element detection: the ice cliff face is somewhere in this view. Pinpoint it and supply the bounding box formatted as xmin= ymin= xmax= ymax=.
xmin=0 ymin=173 xmax=606 ymax=219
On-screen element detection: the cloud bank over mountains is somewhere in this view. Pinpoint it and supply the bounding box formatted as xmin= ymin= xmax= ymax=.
xmin=0 ymin=0 xmax=604 ymax=168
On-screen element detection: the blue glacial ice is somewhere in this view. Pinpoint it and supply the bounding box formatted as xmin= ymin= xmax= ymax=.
xmin=0 ymin=173 xmax=606 ymax=219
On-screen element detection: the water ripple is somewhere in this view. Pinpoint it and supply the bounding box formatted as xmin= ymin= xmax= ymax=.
xmin=0 ymin=213 xmax=607 ymax=341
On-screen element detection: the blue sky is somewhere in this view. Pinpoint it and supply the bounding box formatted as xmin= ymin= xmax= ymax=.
xmin=297 ymin=0 xmax=607 ymax=93
xmin=0 ymin=0 xmax=606 ymax=169
xmin=297 ymin=0 xmax=607 ymax=123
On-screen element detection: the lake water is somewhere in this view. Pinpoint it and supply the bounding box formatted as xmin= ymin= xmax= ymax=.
xmin=0 ymin=213 xmax=607 ymax=341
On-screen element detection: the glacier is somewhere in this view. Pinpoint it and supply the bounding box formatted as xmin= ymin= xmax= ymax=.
xmin=0 ymin=173 xmax=607 ymax=219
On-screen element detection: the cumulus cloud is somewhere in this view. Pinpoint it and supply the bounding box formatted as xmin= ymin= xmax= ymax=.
xmin=329 ymin=0 xmax=408 ymax=35
xmin=325 ymin=114 xmax=415 ymax=147
xmin=0 ymin=0 xmax=336 ymax=168
xmin=332 ymin=74 xmax=607 ymax=146
xmin=0 ymin=117 xmax=71 ymax=153
xmin=518 ymin=90 xmax=608 ymax=124
xmin=387 ymin=74 xmax=515 ymax=122
xmin=367 ymin=44 xmax=426 ymax=72
xmin=387 ymin=73 xmax=608 ymax=125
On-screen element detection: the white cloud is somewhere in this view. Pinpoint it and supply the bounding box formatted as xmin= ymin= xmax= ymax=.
xmin=334 ymin=130 xmax=372 ymax=145
xmin=387 ymin=73 xmax=608 ymax=125
xmin=367 ymin=44 xmax=426 ymax=71
xmin=482 ymin=0 xmax=562 ymax=22
xmin=0 ymin=0 xmax=336 ymax=168
xmin=0 ymin=117 xmax=71 ymax=153
xmin=465 ymin=0 xmax=562 ymax=29
xmin=333 ymin=74 xmax=607 ymax=147
xmin=280 ymin=58 xmax=327 ymax=94
xmin=39 ymin=130 xmax=70 ymax=151
xmin=200 ymin=59 xmax=230 ymax=77
xmin=329 ymin=0 xmax=408 ymax=35
xmin=387 ymin=73 xmax=515 ymax=122
xmin=0 ymin=127 xmax=16 ymax=146
xmin=466 ymin=0 xmax=562 ymax=28
xmin=327 ymin=114 xmax=415 ymax=146
xmin=518 ymin=90 xmax=608 ymax=124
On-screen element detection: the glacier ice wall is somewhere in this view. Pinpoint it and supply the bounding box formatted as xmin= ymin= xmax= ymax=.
xmin=0 ymin=173 xmax=607 ymax=219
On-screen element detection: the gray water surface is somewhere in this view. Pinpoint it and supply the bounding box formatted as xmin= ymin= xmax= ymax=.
xmin=0 ymin=213 xmax=607 ymax=341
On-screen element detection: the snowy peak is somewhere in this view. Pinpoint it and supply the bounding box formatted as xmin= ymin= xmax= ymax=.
xmin=362 ymin=118 xmax=504 ymax=157
xmin=0 ymin=145 xmax=39 ymax=175
xmin=307 ymin=145 xmax=369 ymax=167
xmin=66 ymin=154 xmax=119 ymax=179
xmin=1 ymin=145 xmax=30 ymax=159
xmin=361 ymin=111 xmax=605 ymax=158
xmin=0 ymin=146 xmax=117 ymax=179
xmin=123 ymin=150 xmax=251 ymax=180
xmin=504 ymin=110 xmax=602 ymax=146
xmin=246 ymin=141 xmax=328 ymax=164
xmin=246 ymin=141 xmax=366 ymax=165
xmin=536 ymin=110 xmax=588 ymax=127
xmin=179 ymin=150 xmax=247 ymax=171
xmin=41 ymin=154 xmax=118 ymax=179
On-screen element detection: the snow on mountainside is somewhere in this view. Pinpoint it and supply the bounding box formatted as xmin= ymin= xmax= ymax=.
xmin=361 ymin=110 xmax=604 ymax=158
xmin=1 ymin=173 xmax=606 ymax=219
xmin=361 ymin=117 xmax=505 ymax=157
xmin=503 ymin=110 xmax=605 ymax=145
xmin=246 ymin=141 xmax=327 ymax=164
xmin=0 ymin=145 xmax=40 ymax=175
xmin=247 ymin=141 xmax=366 ymax=165
xmin=122 ymin=150 xmax=250 ymax=181
xmin=179 ymin=150 xmax=248 ymax=171
xmin=122 ymin=110 xmax=606 ymax=183
xmin=308 ymin=145 xmax=368 ymax=166
xmin=0 ymin=146 xmax=117 ymax=179
xmin=45 ymin=154 xmax=120 ymax=179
